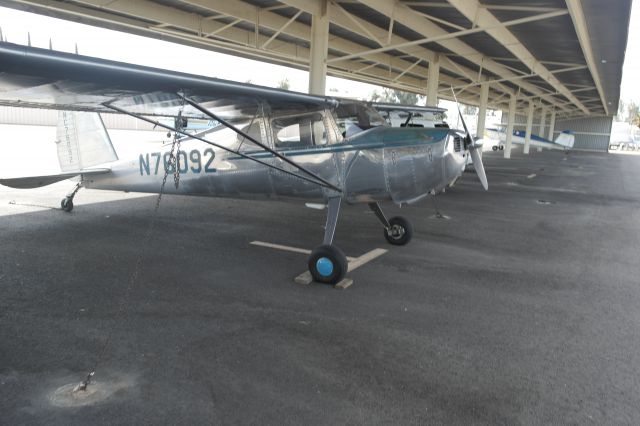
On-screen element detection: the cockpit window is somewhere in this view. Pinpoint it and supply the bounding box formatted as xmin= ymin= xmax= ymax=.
xmin=272 ymin=113 xmax=327 ymax=149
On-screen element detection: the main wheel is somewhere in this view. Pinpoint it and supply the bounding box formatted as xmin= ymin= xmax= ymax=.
xmin=308 ymin=245 xmax=348 ymax=285
xmin=499 ymin=145 xmax=504 ymax=150
xmin=492 ymin=145 xmax=498 ymax=151
xmin=384 ymin=216 xmax=413 ymax=246
xmin=61 ymin=197 xmax=74 ymax=212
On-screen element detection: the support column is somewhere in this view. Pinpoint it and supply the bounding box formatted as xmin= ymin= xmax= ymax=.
xmin=504 ymin=93 xmax=517 ymax=159
xmin=539 ymin=106 xmax=547 ymax=138
xmin=426 ymin=53 xmax=440 ymax=107
xmin=476 ymin=82 xmax=489 ymax=139
xmin=523 ymin=100 xmax=534 ymax=155
xmin=547 ymin=108 xmax=556 ymax=141
xmin=308 ymin=0 xmax=329 ymax=95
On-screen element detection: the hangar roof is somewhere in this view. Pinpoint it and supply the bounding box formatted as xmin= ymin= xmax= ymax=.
xmin=1 ymin=0 xmax=632 ymax=118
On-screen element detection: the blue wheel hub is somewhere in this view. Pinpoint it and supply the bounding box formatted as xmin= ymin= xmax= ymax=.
xmin=316 ymin=257 xmax=334 ymax=277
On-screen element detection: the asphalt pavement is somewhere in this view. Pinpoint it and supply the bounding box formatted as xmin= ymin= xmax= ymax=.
xmin=2 ymin=147 xmax=640 ymax=425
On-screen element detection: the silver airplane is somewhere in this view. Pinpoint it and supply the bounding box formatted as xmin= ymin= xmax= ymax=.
xmin=0 ymin=43 xmax=487 ymax=284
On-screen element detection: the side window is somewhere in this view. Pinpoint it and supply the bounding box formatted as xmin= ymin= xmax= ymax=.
xmin=237 ymin=121 xmax=265 ymax=153
xmin=272 ymin=113 xmax=327 ymax=149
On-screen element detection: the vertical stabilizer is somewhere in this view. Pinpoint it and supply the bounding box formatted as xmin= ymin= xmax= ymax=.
xmin=554 ymin=131 xmax=575 ymax=149
xmin=56 ymin=111 xmax=118 ymax=172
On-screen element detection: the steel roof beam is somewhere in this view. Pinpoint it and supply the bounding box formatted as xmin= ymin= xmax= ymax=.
xmin=67 ymin=0 xmax=471 ymax=91
xmin=445 ymin=0 xmax=590 ymax=115
xmin=179 ymin=0 xmax=476 ymax=92
xmin=327 ymin=10 xmax=568 ymax=64
xmin=355 ymin=0 xmax=573 ymax=113
xmin=401 ymin=2 xmax=566 ymax=13
xmin=279 ymin=0 xmax=516 ymax=100
xmin=4 ymin=0 xmax=436 ymax=94
xmin=565 ymin=0 xmax=609 ymax=115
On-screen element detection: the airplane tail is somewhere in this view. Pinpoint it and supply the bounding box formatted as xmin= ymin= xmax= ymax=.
xmin=554 ymin=131 xmax=575 ymax=149
xmin=0 ymin=112 xmax=116 ymax=189
xmin=56 ymin=111 xmax=118 ymax=171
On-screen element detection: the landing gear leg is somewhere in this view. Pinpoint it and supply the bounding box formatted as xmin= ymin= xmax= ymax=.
xmin=61 ymin=181 xmax=83 ymax=213
xmin=308 ymin=197 xmax=348 ymax=284
xmin=368 ymin=202 xmax=413 ymax=246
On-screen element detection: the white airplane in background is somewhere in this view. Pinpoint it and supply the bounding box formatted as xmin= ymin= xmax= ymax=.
xmin=485 ymin=126 xmax=575 ymax=151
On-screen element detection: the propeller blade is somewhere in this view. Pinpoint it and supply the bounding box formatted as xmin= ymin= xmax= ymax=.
xmin=469 ymin=147 xmax=488 ymax=190
xmin=451 ymin=86 xmax=488 ymax=190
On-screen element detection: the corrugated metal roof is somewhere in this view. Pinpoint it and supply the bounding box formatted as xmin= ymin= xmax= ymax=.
xmin=0 ymin=0 xmax=631 ymax=119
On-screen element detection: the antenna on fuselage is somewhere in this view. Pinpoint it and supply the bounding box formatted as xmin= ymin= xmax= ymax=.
xmin=27 ymin=32 xmax=31 ymax=47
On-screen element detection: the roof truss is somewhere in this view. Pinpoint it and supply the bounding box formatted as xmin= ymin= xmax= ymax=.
xmin=0 ymin=0 xmax=629 ymax=117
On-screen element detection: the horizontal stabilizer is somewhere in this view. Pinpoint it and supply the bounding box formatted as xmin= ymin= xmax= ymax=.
xmin=0 ymin=168 xmax=110 ymax=189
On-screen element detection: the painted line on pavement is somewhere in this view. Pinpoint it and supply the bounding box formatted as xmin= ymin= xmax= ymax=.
xmin=251 ymin=241 xmax=355 ymax=261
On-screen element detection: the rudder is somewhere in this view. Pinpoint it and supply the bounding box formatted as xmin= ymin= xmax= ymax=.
xmin=56 ymin=111 xmax=118 ymax=171
xmin=554 ymin=131 xmax=575 ymax=149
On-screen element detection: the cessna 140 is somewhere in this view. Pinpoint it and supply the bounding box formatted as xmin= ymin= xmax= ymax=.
xmin=0 ymin=42 xmax=487 ymax=284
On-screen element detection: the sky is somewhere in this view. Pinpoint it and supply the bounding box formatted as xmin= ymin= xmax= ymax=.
xmin=620 ymin=0 xmax=640 ymax=105
xmin=0 ymin=3 xmax=638 ymax=112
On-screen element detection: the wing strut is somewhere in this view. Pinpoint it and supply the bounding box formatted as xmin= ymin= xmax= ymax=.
xmin=103 ymin=103 xmax=342 ymax=192
xmin=177 ymin=94 xmax=340 ymax=193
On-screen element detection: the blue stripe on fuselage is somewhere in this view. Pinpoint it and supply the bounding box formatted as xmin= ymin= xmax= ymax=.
xmin=227 ymin=127 xmax=449 ymax=160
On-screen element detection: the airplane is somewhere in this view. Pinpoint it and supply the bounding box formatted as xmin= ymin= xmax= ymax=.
xmin=372 ymin=103 xmax=449 ymax=129
xmin=485 ymin=126 xmax=575 ymax=151
xmin=0 ymin=42 xmax=487 ymax=285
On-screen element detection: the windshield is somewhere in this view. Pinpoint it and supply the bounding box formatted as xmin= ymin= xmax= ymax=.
xmin=334 ymin=101 xmax=387 ymax=137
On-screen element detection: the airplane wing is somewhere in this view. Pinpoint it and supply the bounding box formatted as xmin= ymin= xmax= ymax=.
xmin=0 ymin=42 xmax=342 ymax=191
xmin=370 ymin=102 xmax=447 ymax=115
xmin=0 ymin=42 xmax=337 ymax=120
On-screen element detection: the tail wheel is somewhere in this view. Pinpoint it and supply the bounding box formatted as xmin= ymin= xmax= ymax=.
xmin=384 ymin=216 xmax=413 ymax=246
xmin=61 ymin=197 xmax=74 ymax=212
xmin=308 ymin=245 xmax=348 ymax=284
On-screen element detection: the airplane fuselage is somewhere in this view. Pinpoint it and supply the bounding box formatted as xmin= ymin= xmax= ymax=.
xmin=83 ymin=125 xmax=467 ymax=206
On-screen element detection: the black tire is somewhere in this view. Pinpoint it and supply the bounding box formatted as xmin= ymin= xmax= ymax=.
xmin=499 ymin=145 xmax=504 ymax=150
xmin=61 ymin=198 xmax=73 ymax=212
xmin=384 ymin=216 xmax=413 ymax=246
xmin=492 ymin=145 xmax=498 ymax=151
xmin=308 ymin=245 xmax=348 ymax=285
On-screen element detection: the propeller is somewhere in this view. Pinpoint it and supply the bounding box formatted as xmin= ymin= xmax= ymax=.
xmin=451 ymin=88 xmax=488 ymax=190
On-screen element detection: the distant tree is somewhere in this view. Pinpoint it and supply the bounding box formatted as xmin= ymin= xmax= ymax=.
xmin=632 ymin=113 xmax=640 ymax=129
xmin=394 ymin=90 xmax=422 ymax=105
xmin=626 ymin=101 xmax=639 ymax=125
xmin=368 ymin=88 xmax=423 ymax=105
xmin=617 ymin=99 xmax=626 ymax=121
xmin=368 ymin=89 xmax=382 ymax=102
xmin=463 ymin=105 xmax=478 ymax=115
xmin=277 ymin=78 xmax=290 ymax=90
